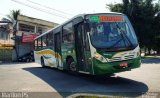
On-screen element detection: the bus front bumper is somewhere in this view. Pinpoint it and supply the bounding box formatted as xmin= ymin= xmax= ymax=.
xmin=92 ymin=57 xmax=141 ymax=75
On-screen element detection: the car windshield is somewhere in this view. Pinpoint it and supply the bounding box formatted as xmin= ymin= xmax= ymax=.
xmin=88 ymin=18 xmax=138 ymax=51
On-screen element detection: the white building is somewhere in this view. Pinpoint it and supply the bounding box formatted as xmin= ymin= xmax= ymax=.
xmin=13 ymin=15 xmax=58 ymax=61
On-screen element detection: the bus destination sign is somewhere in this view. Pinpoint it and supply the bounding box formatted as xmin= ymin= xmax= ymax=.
xmin=89 ymin=15 xmax=123 ymax=22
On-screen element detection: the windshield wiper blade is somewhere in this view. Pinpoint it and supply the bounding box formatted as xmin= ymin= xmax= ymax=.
xmin=107 ymin=38 xmax=123 ymax=49
xmin=115 ymin=22 xmax=134 ymax=48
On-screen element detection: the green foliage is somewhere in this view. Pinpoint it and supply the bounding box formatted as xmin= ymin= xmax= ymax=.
xmin=7 ymin=10 xmax=21 ymax=23
xmin=107 ymin=0 xmax=160 ymax=54
xmin=6 ymin=10 xmax=21 ymax=58
xmin=107 ymin=4 xmax=123 ymax=12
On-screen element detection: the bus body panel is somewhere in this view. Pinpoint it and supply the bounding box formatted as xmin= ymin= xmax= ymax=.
xmin=61 ymin=43 xmax=77 ymax=70
xmin=34 ymin=49 xmax=61 ymax=68
xmin=34 ymin=13 xmax=141 ymax=76
xmin=89 ymin=45 xmax=141 ymax=75
xmin=92 ymin=57 xmax=141 ymax=75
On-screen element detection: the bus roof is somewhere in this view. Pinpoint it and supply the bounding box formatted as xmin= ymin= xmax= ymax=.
xmin=34 ymin=12 xmax=124 ymax=40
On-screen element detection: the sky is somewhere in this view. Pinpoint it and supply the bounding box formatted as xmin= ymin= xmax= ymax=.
xmin=0 ymin=0 xmax=123 ymax=24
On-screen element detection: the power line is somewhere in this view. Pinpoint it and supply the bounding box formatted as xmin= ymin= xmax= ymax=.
xmin=25 ymin=0 xmax=73 ymax=16
xmin=11 ymin=0 xmax=69 ymax=19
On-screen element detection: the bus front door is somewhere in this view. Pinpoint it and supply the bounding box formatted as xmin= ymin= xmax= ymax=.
xmin=54 ymin=33 xmax=62 ymax=68
xmin=75 ymin=23 xmax=89 ymax=72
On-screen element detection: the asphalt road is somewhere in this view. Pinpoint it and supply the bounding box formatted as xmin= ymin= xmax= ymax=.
xmin=0 ymin=57 xmax=160 ymax=98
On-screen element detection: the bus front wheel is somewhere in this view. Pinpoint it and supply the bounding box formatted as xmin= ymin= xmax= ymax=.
xmin=67 ymin=58 xmax=77 ymax=72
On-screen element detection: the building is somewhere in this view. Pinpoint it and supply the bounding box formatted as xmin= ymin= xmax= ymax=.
xmin=0 ymin=21 xmax=13 ymax=62
xmin=17 ymin=15 xmax=58 ymax=36
xmin=0 ymin=15 xmax=58 ymax=62
xmin=12 ymin=15 xmax=58 ymax=61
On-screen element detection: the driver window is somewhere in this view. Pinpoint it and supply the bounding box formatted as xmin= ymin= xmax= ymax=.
xmin=97 ymin=24 xmax=104 ymax=34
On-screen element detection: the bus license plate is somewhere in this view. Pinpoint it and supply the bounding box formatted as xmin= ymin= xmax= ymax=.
xmin=120 ymin=62 xmax=128 ymax=67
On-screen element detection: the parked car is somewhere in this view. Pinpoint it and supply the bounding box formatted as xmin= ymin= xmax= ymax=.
xmin=18 ymin=52 xmax=34 ymax=62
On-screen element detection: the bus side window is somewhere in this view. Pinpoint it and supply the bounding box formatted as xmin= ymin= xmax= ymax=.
xmin=62 ymin=22 xmax=74 ymax=43
xmin=37 ymin=38 xmax=42 ymax=49
xmin=42 ymin=35 xmax=47 ymax=49
xmin=47 ymin=32 xmax=54 ymax=49
xmin=34 ymin=39 xmax=38 ymax=50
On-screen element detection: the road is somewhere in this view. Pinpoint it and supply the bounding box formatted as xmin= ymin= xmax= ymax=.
xmin=0 ymin=58 xmax=160 ymax=98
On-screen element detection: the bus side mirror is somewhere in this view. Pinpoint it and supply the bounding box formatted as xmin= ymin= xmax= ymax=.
xmin=84 ymin=23 xmax=90 ymax=32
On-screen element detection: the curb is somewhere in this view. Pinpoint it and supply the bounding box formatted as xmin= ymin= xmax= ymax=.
xmin=66 ymin=93 xmax=114 ymax=98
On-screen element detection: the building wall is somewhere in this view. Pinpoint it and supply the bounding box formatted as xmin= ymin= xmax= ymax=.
xmin=0 ymin=23 xmax=13 ymax=62
xmin=18 ymin=15 xmax=57 ymax=28
xmin=12 ymin=15 xmax=58 ymax=61
xmin=0 ymin=48 xmax=12 ymax=62
xmin=0 ymin=23 xmax=13 ymax=46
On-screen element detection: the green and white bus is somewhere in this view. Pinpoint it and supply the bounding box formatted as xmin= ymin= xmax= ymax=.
xmin=34 ymin=13 xmax=141 ymax=75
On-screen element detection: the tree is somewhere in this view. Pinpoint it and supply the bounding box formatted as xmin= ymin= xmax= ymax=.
xmin=7 ymin=10 xmax=21 ymax=59
xmin=7 ymin=10 xmax=20 ymax=37
xmin=107 ymin=0 xmax=160 ymax=55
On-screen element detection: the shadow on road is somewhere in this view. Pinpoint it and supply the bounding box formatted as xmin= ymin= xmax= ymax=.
xmin=0 ymin=62 xmax=33 ymax=65
xmin=142 ymin=57 xmax=160 ymax=64
xmin=23 ymin=67 xmax=148 ymax=98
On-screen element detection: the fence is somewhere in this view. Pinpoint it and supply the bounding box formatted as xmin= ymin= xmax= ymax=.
xmin=0 ymin=48 xmax=13 ymax=62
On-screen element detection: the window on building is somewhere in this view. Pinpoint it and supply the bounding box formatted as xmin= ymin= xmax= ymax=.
xmin=0 ymin=32 xmax=4 ymax=39
xmin=19 ymin=23 xmax=35 ymax=32
xmin=37 ymin=27 xmax=43 ymax=34
xmin=62 ymin=22 xmax=74 ymax=43
xmin=5 ymin=33 xmax=9 ymax=40
xmin=0 ymin=26 xmax=7 ymax=40
xmin=37 ymin=27 xmax=47 ymax=35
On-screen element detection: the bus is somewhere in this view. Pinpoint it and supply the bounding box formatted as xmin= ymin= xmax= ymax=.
xmin=34 ymin=13 xmax=141 ymax=75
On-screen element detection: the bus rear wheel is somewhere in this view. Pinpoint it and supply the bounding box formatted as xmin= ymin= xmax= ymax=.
xmin=41 ymin=57 xmax=45 ymax=67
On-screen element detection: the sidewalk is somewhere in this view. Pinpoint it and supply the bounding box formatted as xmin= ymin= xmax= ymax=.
xmin=144 ymin=55 xmax=160 ymax=58
xmin=141 ymin=57 xmax=160 ymax=64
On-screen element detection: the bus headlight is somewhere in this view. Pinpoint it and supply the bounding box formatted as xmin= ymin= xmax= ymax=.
xmin=94 ymin=53 xmax=107 ymax=62
xmin=137 ymin=50 xmax=140 ymax=57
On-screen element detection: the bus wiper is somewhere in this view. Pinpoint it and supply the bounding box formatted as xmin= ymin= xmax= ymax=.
xmin=107 ymin=22 xmax=133 ymax=50
xmin=107 ymin=38 xmax=123 ymax=49
xmin=115 ymin=22 xmax=134 ymax=48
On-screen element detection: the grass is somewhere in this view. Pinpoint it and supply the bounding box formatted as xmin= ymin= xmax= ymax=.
xmin=75 ymin=96 xmax=107 ymax=98
xmin=71 ymin=94 xmax=123 ymax=98
xmin=75 ymin=95 xmax=123 ymax=98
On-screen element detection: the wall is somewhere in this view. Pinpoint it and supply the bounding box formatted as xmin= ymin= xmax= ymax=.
xmin=12 ymin=15 xmax=58 ymax=61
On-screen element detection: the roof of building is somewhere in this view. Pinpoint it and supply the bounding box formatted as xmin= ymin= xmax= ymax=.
xmin=18 ymin=15 xmax=59 ymax=27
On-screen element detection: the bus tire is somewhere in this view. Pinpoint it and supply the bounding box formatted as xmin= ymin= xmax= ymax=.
xmin=41 ymin=57 xmax=45 ymax=67
xmin=67 ymin=58 xmax=77 ymax=72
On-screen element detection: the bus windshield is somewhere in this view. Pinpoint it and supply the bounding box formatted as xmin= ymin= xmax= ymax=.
xmin=87 ymin=15 xmax=138 ymax=51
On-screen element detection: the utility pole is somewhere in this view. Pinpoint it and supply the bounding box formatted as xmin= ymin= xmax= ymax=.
xmin=13 ymin=20 xmax=19 ymax=60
